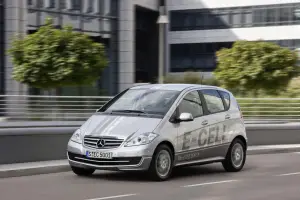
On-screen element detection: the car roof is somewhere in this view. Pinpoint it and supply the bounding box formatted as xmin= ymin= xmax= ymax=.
xmin=130 ymin=83 xmax=227 ymax=92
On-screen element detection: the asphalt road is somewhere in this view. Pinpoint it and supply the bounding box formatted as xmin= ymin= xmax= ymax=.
xmin=1 ymin=152 xmax=300 ymax=200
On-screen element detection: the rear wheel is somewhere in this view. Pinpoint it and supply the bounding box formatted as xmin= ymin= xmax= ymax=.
xmin=148 ymin=144 xmax=174 ymax=181
xmin=222 ymin=138 xmax=246 ymax=172
xmin=71 ymin=166 xmax=95 ymax=176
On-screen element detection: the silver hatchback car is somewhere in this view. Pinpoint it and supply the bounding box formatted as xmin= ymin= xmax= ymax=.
xmin=67 ymin=84 xmax=247 ymax=181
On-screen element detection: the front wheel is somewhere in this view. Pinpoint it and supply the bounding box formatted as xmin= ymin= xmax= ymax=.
xmin=222 ymin=138 xmax=246 ymax=172
xmin=148 ymin=144 xmax=174 ymax=181
xmin=71 ymin=166 xmax=95 ymax=176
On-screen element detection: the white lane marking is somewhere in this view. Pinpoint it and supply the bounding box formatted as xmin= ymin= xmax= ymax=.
xmin=276 ymin=172 xmax=300 ymax=177
xmin=294 ymin=152 xmax=300 ymax=154
xmin=248 ymin=144 xmax=300 ymax=151
xmin=86 ymin=193 xmax=138 ymax=200
xmin=182 ymin=180 xmax=239 ymax=188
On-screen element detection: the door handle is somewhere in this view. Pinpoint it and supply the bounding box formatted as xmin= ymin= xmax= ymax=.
xmin=225 ymin=114 xmax=230 ymax=119
xmin=202 ymin=120 xmax=208 ymax=126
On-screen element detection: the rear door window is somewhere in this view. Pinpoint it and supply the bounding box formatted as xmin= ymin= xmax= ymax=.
xmin=201 ymin=89 xmax=225 ymax=114
xmin=218 ymin=90 xmax=231 ymax=110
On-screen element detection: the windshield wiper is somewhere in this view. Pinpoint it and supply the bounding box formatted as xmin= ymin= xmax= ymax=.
xmin=111 ymin=109 xmax=148 ymax=114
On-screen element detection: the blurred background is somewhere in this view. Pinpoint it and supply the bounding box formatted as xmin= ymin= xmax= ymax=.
xmin=0 ymin=0 xmax=300 ymax=122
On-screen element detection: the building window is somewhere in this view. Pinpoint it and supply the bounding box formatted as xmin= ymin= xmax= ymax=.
xmin=86 ymin=0 xmax=94 ymax=13
xmin=170 ymin=40 xmax=300 ymax=72
xmin=231 ymin=11 xmax=242 ymax=27
xmin=45 ymin=0 xmax=55 ymax=8
xmin=170 ymin=3 xmax=300 ymax=31
xmin=60 ymin=0 xmax=66 ymax=9
xmin=72 ymin=0 xmax=81 ymax=11
xmin=49 ymin=0 xmax=55 ymax=8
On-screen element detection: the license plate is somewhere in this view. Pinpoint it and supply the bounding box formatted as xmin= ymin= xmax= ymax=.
xmin=86 ymin=151 xmax=113 ymax=159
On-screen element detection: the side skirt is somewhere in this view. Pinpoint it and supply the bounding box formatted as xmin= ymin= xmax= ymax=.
xmin=174 ymin=143 xmax=230 ymax=167
xmin=174 ymin=156 xmax=225 ymax=167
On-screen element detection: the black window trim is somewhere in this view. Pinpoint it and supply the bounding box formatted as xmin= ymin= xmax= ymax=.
xmin=217 ymin=90 xmax=231 ymax=111
xmin=199 ymin=89 xmax=226 ymax=115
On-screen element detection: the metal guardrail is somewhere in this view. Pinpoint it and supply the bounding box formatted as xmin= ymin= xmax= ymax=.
xmin=0 ymin=95 xmax=300 ymax=122
xmin=0 ymin=95 xmax=112 ymax=121
xmin=238 ymin=98 xmax=300 ymax=122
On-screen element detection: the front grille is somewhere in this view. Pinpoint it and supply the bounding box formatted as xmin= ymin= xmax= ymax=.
xmin=68 ymin=152 xmax=142 ymax=166
xmin=84 ymin=136 xmax=124 ymax=149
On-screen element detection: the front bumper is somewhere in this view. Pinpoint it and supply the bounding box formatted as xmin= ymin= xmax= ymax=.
xmin=67 ymin=140 xmax=154 ymax=171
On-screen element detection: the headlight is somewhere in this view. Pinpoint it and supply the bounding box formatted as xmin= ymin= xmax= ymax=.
xmin=70 ymin=129 xmax=82 ymax=144
xmin=124 ymin=132 xmax=158 ymax=147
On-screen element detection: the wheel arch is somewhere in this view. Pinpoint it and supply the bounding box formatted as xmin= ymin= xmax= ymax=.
xmin=232 ymin=135 xmax=247 ymax=150
xmin=155 ymin=140 xmax=176 ymax=159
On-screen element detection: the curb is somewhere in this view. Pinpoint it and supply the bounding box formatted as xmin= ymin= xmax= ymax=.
xmin=0 ymin=160 xmax=70 ymax=179
xmin=247 ymin=145 xmax=300 ymax=155
xmin=1 ymin=145 xmax=300 ymax=179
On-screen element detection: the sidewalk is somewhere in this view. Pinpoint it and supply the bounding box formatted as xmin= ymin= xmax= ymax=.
xmin=1 ymin=144 xmax=300 ymax=179
xmin=0 ymin=160 xmax=69 ymax=178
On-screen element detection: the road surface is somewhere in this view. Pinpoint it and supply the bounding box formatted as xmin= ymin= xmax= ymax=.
xmin=1 ymin=152 xmax=300 ymax=200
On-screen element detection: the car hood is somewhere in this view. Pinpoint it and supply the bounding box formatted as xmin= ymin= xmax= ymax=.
xmin=79 ymin=113 xmax=162 ymax=139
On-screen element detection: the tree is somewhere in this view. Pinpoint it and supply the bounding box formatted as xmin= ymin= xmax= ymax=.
xmin=8 ymin=18 xmax=108 ymax=94
xmin=164 ymin=71 xmax=220 ymax=86
xmin=214 ymin=40 xmax=298 ymax=95
xmin=285 ymin=76 xmax=300 ymax=97
xmin=164 ymin=71 xmax=203 ymax=84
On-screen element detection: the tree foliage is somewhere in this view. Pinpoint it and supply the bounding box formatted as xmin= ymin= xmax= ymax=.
xmin=164 ymin=71 xmax=203 ymax=84
xmin=285 ymin=76 xmax=300 ymax=97
xmin=8 ymin=18 xmax=108 ymax=89
xmin=214 ymin=40 xmax=298 ymax=95
xmin=164 ymin=71 xmax=220 ymax=86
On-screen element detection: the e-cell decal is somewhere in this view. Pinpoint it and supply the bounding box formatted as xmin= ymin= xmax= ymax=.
xmin=182 ymin=124 xmax=228 ymax=150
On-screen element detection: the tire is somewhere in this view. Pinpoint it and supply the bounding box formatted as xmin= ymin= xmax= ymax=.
xmin=148 ymin=144 xmax=174 ymax=181
xmin=71 ymin=166 xmax=95 ymax=176
xmin=222 ymin=138 xmax=246 ymax=172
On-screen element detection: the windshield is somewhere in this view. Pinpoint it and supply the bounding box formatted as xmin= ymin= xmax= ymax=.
xmin=103 ymin=89 xmax=180 ymax=116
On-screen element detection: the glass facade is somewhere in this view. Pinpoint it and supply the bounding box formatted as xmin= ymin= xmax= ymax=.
xmin=27 ymin=0 xmax=117 ymax=34
xmin=26 ymin=0 xmax=119 ymax=95
xmin=170 ymin=39 xmax=300 ymax=72
xmin=170 ymin=3 xmax=300 ymax=31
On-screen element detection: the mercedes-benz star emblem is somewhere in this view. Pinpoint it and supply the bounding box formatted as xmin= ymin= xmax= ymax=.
xmin=96 ymin=139 xmax=106 ymax=148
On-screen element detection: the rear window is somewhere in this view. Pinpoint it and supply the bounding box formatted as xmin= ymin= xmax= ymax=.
xmin=219 ymin=91 xmax=231 ymax=110
xmin=201 ymin=89 xmax=225 ymax=113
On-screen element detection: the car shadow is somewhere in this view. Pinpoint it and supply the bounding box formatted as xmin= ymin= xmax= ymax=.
xmin=90 ymin=171 xmax=150 ymax=182
xmin=85 ymin=163 xmax=239 ymax=182
xmin=172 ymin=165 xmax=226 ymax=179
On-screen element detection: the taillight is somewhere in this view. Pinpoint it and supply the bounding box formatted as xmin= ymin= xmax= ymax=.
xmin=237 ymin=103 xmax=243 ymax=119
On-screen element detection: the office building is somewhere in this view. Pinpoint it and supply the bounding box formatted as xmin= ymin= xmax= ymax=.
xmin=1 ymin=0 xmax=300 ymax=97
xmin=1 ymin=0 xmax=166 ymax=97
xmin=168 ymin=0 xmax=300 ymax=76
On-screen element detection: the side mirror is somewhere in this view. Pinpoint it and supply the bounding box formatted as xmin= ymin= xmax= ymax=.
xmin=178 ymin=113 xmax=194 ymax=122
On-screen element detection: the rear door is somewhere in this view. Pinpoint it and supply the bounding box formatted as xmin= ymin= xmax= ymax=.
xmin=198 ymin=89 xmax=229 ymax=158
xmin=218 ymin=90 xmax=246 ymax=145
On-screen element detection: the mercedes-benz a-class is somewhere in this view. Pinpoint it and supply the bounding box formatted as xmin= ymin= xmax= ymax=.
xmin=67 ymin=84 xmax=247 ymax=181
